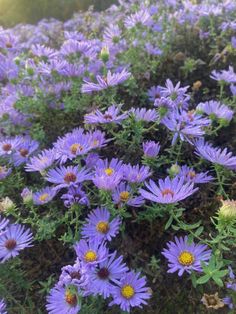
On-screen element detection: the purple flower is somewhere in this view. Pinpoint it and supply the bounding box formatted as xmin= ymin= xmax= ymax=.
xmin=0 ymin=224 xmax=33 ymax=263
xmin=145 ymin=43 xmax=162 ymax=55
xmin=112 ymin=182 xmax=144 ymax=207
xmin=177 ymin=165 xmax=214 ymax=184
xmin=84 ymin=153 xmax=100 ymax=169
xmin=231 ymin=36 xmax=236 ymax=49
xmin=162 ymin=236 xmax=211 ymax=276
xmin=93 ymin=158 xmax=124 ymax=191
xmin=31 ymin=44 xmax=58 ymax=58
xmin=142 ymin=141 xmax=160 ymax=158
xmin=162 ymin=110 xmax=210 ymax=145
xmin=58 ymin=260 xmax=89 ymax=291
xmin=87 ymin=130 xmax=109 ymax=149
xmin=130 ymin=108 xmax=158 ymax=122
xmin=81 ymin=69 xmax=131 ymax=93
xmin=0 ymin=137 xmax=21 ymax=157
xmin=84 ymin=105 xmax=128 ymax=124
xmin=140 ymin=176 xmax=198 ymax=204
xmin=25 ymin=149 xmax=55 ymax=173
xmin=0 ymin=216 xmax=9 ymax=233
xmin=89 ymin=251 xmax=128 ymax=298
xmin=210 ymin=66 xmax=236 ymax=84
xmin=109 ymin=271 xmax=151 ymax=312
xmin=81 ymin=208 xmax=121 ymax=242
xmin=61 ymin=184 xmax=89 ymax=208
xmin=159 ymin=79 xmax=189 ymax=104
xmin=226 ymin=266 xmax=236 ymax=291
xmin=12 ymin=137 xmax=39 ymax=166
xmin=124 ymin=8 xmax=152 ymax=29
xmin=33 ymin=186 xmax=57 ymax=205
xmin=46 ymin=166 xmax=91 ymax=191
xmin=148 ymin=85 xmax=163 ymax=102
xmin=230 ymin=84 xmax=236 ymax=96
xmin=0 ymin=165 xmax=11 ymax=180
xmin=197 ymin=100 xmax=234 ymax=122
xmin=74 ymin=239 xmax=108 ymax=267
xmin=54 ymin=128 xmax=91 ymax=163
xmin=123 ymin=164 xmax=151 ymax=183
xmin=195 ymin=139 xmax=236 ymax=170
xmin=103 ymin=25 xmax=121 ymax=44
xmin=223 ymin=297 xmax=234 ymax=309
xmin=46 ymin=285 xmax=81 ymax=314
xmin=0 ymin=299 xmax=7 ymax=314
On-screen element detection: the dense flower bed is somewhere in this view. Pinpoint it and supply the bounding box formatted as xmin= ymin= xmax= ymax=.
xmin=0 ymin=0 xmax=236 ymax=313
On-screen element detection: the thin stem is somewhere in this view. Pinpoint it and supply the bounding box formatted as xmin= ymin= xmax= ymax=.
xmin=214 ymin=164 xmax=228 ymax=199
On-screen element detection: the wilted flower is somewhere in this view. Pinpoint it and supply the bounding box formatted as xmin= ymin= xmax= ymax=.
xmin=201 ymin=293 xmax=224 ymax=310
xmin=0 ymin=197 xmax=15 ymax=212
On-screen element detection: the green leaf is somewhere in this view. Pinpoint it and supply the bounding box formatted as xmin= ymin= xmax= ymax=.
xmin=212 ymin=275 xmax=224 ymax=287
xmin=165 ymin=215 xmax=173 ymax=230
xmin=196 ymin=274 xmax=210 ymax=285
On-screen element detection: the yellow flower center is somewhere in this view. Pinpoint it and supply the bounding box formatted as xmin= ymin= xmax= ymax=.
xmin=105 ymin=167 xmax=114 ymax=176
xmin=178 ymin=251 xmax=195 ymax=266
xmin=84 ymin=250 xmax=97 ymax=262
xmin=121 ymin=285 xmax=135 ymax=299
xmin=39 ymin=193 xmax=49 ymax=202
xmin=65 ymin=290 xmax=77 ymax=306
xmin=70 ymin=143 xmax=83 ymax=155
xmin=96 ymin=221 xmax=110 ymax=234
xmin=120 ymin=191 xmax=130 ymax=202
xmin=92 ymin=140 xmax=99 ymax=147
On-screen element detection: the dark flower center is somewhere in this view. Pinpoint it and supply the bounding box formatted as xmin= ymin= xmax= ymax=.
xmin=5 ymin=239 xmax=17 ymax=250
xmin=6 ymin=42 xmax=12 ymax=48
xmin=19 ymin=148 xmax=29 ymax=157
xmin=97 ymin=267 xmax=110 ymax=279
xmin=70 ymin=271 xmax=81 ymax=280
xmin=103 ymin=114 xmax=113 ymax=120
xmin=2 ymin=143 xmax=12 ymax=151
xmin=64 ymin=172 xmax=77 ymax=183
xmin=155 ymin=93 xmax=160 ymax=99
xmin=208 ymin=296 xmax=217 ymax=306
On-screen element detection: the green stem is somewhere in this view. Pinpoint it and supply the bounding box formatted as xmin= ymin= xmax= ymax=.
xmin=214 ymin=164 xmax=228 ymax=199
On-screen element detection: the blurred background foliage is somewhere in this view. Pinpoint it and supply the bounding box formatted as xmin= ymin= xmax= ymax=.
xmin=0 ymin=0 xmax=117 ymax=27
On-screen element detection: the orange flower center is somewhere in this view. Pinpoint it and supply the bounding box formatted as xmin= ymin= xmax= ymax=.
xmin=96 ymin=221 xmax=110 ymax=234
xmin=161 ymin=188 xmax=174 ymax=197
xmin=120 ymin=191 xmax=130 ymax=202
xmin=64 ymin=172 xmax=77 ymax=183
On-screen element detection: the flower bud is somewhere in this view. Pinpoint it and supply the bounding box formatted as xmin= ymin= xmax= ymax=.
xmin=168 ymin=164 xmax=180 ymax=177
xmin=218 ymin=199 xmax=236 ymax=221
xmin=21 ymin=188 xmax=33 ymax=205
xmin=0 ymin=197 xmax=15 ymax=212
xmin=100 ymin=46 xmax=109 ymax=63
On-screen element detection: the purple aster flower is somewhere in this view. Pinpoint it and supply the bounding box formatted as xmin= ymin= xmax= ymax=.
xmin=89 ymin=251 xmax=128 ymax=298
xmin=12 ymin=137 xmax=39 ymax=166
xmin=145 ymin=43 xmax=162 ymax=56
xmin=58 ymin=260 xmax=89 ymax=291
xmin=81 ymin=69 xmax=131 ymax=93
xmin=0 ymin=165 xmax=11 ymax=180
xmin=0 ymin=215 xmax=9 ymax=233
xmin=162 ymin=236 xmax=212 ymax=276
xmin=54 ymin=128 xmax=91 ymax=163
xmin=84 ymin=153 xmax=100 ymax=169
xmin=0 ymin=224 xmax=33 ymax=263
xmin=74 ymin=239 xmax=108 ymax=267
xmin=142 ymin=141 xmax=160 ymax=158
xmin=60 ymin=39 xmax=91 ymax=56
xmin=0 ymin=137 xmax=21 ymax=157
xmin=0 ymin=299 xmax=7 ymax=314
xmin=33 ymin=186 xmax=57 ymax=205
xmin=159 ymin=79 xmax=189 ymax=104
xmin=93 ymin=158 xmax=124 ymax=191
xmin=81 ymin=208 xmax=121 ymax=242
xmin=31 ymin=44 xmax=58 ymax=59
xmin=124 ymin=8 xmax=152 ymax=29
xmin=87 ymin=130 xmax=109 ymax=150
xmin=45 ymin=166 xmax=91 ymax=191
xmin=112 ymin=182 xmax=144 ymax=207
xmin=130 ymin=108 xmax=158 ymax=122
xmin=140 ymin=176 xmax=198 ymax=204
xmin=223 ymin=297 xmax=234 ymax=310
xmin=226 ymin=266 xmax=236 ymax=291
xmin=84 ymin=104 xmax=128 ymax=125
xmin=25 ymin=148 xmax=56 ymax=174
xmin=61 ymin=184 xmax=89 ymax=208
xmin=123 ymin=164 xmax=151 ymax=183
xmin=210 ymin=66 xmax=236 ymax=84
xmin=231 ymin=36 xmax=236 ymax=49
xmin=109 ymin=271 xmax=151 ymax=312
xmin=177 ymin=165 xmax=214 ymax=184
xmin=197 ymin=100 xmax=234 ymax=122
xmin=103 ymin=25 xmax=121 ymax=44
xmin=46 ymin=285 xmax=81 ymax=314
xmin=148 ymin=85 xmax=163 ymax=102
xmin=21 ymin=187 xmax=33 ymax=204
xmin=230 ymin=84 xmax=236 ymax=96
xmin=162 ymin=109 xmax=210 ymax=145
xmin=195 ymin=139 xmax=236 ymax=170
